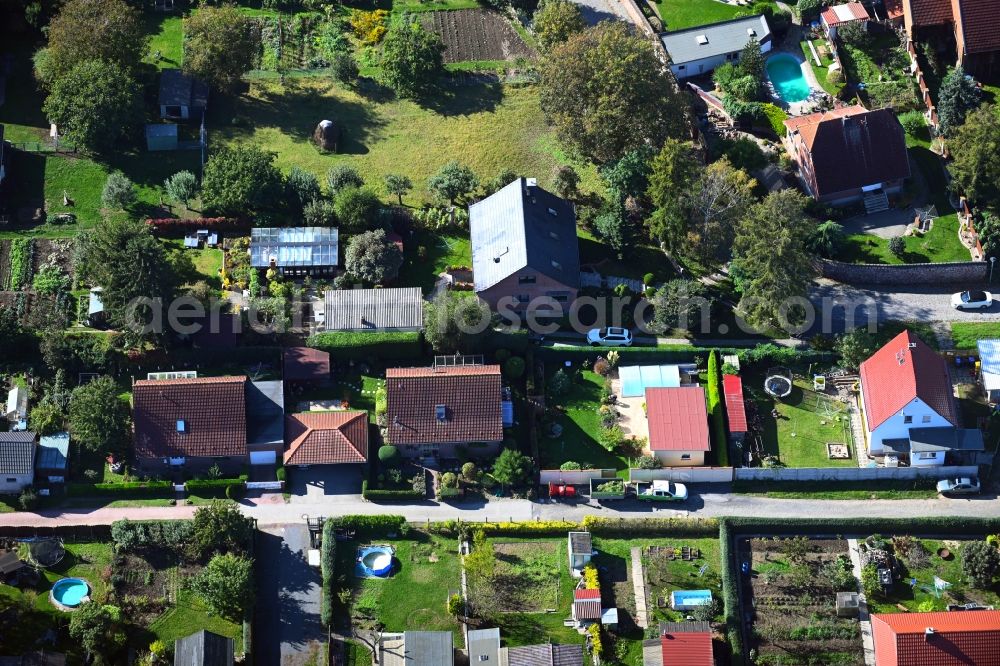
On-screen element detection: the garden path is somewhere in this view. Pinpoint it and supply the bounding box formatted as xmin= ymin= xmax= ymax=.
xmin=847 ymin=539 xmax=877 ymax=666
xmin=629 ymin=547 xmax=650 ymax=629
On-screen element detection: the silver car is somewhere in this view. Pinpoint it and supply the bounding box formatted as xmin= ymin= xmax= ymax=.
xmin=936 ymin=477 xmax=981 ymax=495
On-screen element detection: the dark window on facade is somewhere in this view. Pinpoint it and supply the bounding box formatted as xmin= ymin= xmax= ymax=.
xmin=518 ymin=275 xmax=536 ymax=285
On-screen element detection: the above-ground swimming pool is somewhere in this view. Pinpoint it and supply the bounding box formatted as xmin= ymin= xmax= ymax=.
xmin=356 ymin=545 xmax=395 ymax=578
xmin=50 ymin=577 xmax=90 ymax=609
xmin=767 ymin=53 xmax=810 ymax=103
xmin=670 ymin=589 xmax=713 ymax=611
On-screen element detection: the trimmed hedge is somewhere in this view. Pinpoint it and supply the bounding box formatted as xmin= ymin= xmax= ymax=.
xmin=67 ymin=481 xmax=174 ymax=498
xmin=707 ymin=351 xmax=729 ymax=467
xmin=361 ymin=480 xmax=424 ymax=502
xmin=146 ymin=217 xmax=248 ymax=236
xmin=307 ymin=330 xmax=423 ymax=360
xmin=186 ymin=478 xmax=246 ymax=499
xmin=537 ymin=344 xmax=834 ymax=366
xmin=719 ymin=520 xmax=743 ymax=665
xmin=429 ymin=517 xmax=719 ymax=538
xmin=331 ymin=514 xmax=407 ymax=534
xmin=320 ymin=519 xmax=336 ymax=627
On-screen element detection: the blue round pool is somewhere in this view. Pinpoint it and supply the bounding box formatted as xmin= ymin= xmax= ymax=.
xmin=767 ymin=53 xmax=811 ymax=103
xmin=356 ymin=545 xmax=395 ymax=578
xmin=51 ymin=577 xmax=90 ymax=609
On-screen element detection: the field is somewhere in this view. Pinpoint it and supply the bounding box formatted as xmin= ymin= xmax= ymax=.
xmin=212 ymin=77 xmax=599 ymax=205
xmin=655 ymin=0 xmax=740 ymax=31
xmin=539 ymin=370 xmax=630 ymax=475
xmin=423 ymin=9 xmax=535 ymax=63
xmin=743 ymin=372 xmax=856 ymax=468
xmin=744 ymin=538 xmax=863 ymax=666
xmin=343 ymin=533 xmax=462 ymax=644
xmin=866 ymin=537 xmax=1000 ymax=614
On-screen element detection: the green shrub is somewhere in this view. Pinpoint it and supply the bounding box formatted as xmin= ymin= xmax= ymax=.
xmin=320 ymin=519 xmax=336 ymax=626
xmin=275 ymin=465 xmax=286 ymax=482
xmin=307 ymin=330 xmax=422 ymax=360
xmin=760 ymin=103 xmax=789 ymax=137
xmin=5 ymin=239 xmax=34 ymax=291
xmin=67 ymin=481 xmax=174 ymax=498
xmin=706 ymin=350 xmax=730 ymax=467
xmin=187 ymin=478 xmax=245 ymax=499
xmin=362 ymin=480 xmax=424 ymax=501
xmin=503 ymin=356 xmax=525 ymax=379
xmin=331 ymin=514 xmax=407 ymax=534
xmin=559 ymin=461 xmax=582 ymax=471
xmin=378 ymin=445 xmax=400 ymax=465
xmin=898 ymin=110 xmax=927 ymax=137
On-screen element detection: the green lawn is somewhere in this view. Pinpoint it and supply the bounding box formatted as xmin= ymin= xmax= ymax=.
xmin=951 ymin=322 xmax=1000 ymax=350
xmin=148 ymin=588 xmax=243 ymax=652
xmin=145 ymin=12 xmax=185 ymax=70
xmin=744 ymin=372 xmax=856 ymax=468
xmin=344 ymin=533 xmax=462 ymax=644
xmin=800 ymin=39 xmax=845 ymax=98
xmin=868 ymin=538 xmax=1000 ymax=614
xmin=211 ymin=77 xmax=599 ymax=205
xmin=297 ymin=372 xmax=383 ymax=418
xmin=656 ymin=0 xmax=740 ymax=31
xmin=396 ymin=231 xmax=471 ymax=294
xmin=163 ymin=239 xmax=225 ymax=289
xmin=539 ymin=370 xmax=630 ymax=476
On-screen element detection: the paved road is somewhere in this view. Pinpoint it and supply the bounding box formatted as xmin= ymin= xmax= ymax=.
xmin=256 ymin=524 xmax=324 ymax=666
xmin=808 ymin=281 xmax=1000 ymax=335
xmin=4 ymin=490 xmax=996 ymax=528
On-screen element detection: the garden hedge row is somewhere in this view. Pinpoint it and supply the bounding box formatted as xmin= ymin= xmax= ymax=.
xmin=361 ymin=480 xmax=424 ymax=502
xmin=537 ymin=344 xmax=834 ymax=366
xmin=67 ymin=481 xmax=174 ymax=498
xmin=707 ymin=350 xmax=729 ymax=467
xmin=332 ymin=514 xmax=407 ymax=534
xmin=718 ymin=520 xmax=743 ymax=665
xmin=307 ymin=331 xmax=423 ymax=360
xmin=186 ymin=478 xmax=246 ymax=499
xmin=320 ymin=519 xmax=336 ymax=627
xmin=427 ymin=516 xmax=720 ymax=538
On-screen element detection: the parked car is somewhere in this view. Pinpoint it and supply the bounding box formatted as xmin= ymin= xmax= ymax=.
xmin=586 ymin=327 xmax=633 ymax=347
xmin=637 ymin=480 xmax=688 ymax=502
xmin=936 ymin=477 xmax=981 ymax=495
xmin=951 ymin=290 xmax=993 ymax=310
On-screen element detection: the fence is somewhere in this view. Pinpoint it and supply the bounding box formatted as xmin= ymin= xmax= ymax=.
xmin=906 ymin=38 xmax=939 ymax=129
xmin=246 ymin=481 xmax=284 ymax=491
xmin=818 ymin=258 xmax=987 ymax=285
xmin=630 ymin=467 xmax=735 ymax=483
xmin=540 ymin=468 xmax=617 ymax=485
xmin=10 ymin=141 xmax=77 ymax=154
xmin=626 ymin=464 xmax=978 ymax=483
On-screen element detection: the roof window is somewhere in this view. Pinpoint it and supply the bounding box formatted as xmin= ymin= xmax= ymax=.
xmin=435 ymin=404 xmax=447 ymax=422
xmin=696 ymin=35 xmax=708 ymax=45
xmin=176 ymin=420 xmax=186 ymax=433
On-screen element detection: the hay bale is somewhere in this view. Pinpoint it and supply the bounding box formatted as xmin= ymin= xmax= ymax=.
xmin=313 ymin=119 xmax=340 ymax=153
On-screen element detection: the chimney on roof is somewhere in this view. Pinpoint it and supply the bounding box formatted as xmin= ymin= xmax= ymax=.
xmin=925 ymin=627 xmax=935 ymax=640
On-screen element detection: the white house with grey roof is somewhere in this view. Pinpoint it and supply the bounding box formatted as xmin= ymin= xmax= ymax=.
xmin=0 ymin=431 xmax=36 ymax=494
xmin=661 ymin=15 xmax=771 ymax=79
xmin=470 ymin=178 xmax=580 ymax=313
xmin=322 ymin=287 xmax=423 ymax=332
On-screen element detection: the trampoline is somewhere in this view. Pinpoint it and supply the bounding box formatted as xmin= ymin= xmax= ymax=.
xmin=26 ymin=538 xmax=65 ymax=568
xmin=356 ymin=545 xmax=395 ymax=578
xmin=764 ymin=367 xmax=793 ymax=399
xmin=619 ymin=364 xmax=681 ymax=398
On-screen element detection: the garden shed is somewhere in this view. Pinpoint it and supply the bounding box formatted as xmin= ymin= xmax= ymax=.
xmin=36 ymin=432 xmax=69 ymax=483
xmin=567 ymin=531 xmax=593 ymax=573
xmin=145 ymin=124 xmax=178 ymax=152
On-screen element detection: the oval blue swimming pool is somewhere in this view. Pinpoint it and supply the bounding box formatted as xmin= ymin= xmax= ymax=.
xmin=51 ymin=577 xmax=90 ymax=608
xmin=767 ymin=53 xmax=810 ymax=103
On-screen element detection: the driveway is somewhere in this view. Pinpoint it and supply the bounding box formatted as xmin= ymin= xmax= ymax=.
xmin=807 ymin=280 xmax=1000 ymax=335
xmin=256 ymin=524 xmax=324 ymax=665
xmin=288 ymin=464 xmax=365 ymax=503
xmin=841 ymin=208 xmax=914 ymax=239
xmin=569 ymin=0 xmax=631 ymax=25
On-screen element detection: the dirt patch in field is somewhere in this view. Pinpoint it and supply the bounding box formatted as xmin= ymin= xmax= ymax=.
xmin=32 ymin=239 xmax=75 ymax=277
xmin=422 ymin=9 xmax=536 ymax=63
xmin=491 ymin=541 xmax=561 ymax=612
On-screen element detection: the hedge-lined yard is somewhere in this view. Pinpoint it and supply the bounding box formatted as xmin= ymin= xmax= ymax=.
xmin=307 ymin=330 xmax=423 ymax=360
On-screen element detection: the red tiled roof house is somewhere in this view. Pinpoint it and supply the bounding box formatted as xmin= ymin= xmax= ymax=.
xmin=784 ymin=105 xmax=910 ymax=206
xmin=385 ymin=364 xmax=504 ymax=459
xmin=645 ymin=387 xmax=711 ymax=467
xmin=871 ymin=609 xmax=1000 ymax=665
xmin=284 ymin=411 xmax=368 ymax=466
xmin=642 ymin=622 xmax=715 ymax=666
xmin=858 ymin=330 xmax=959 ymax=460
xmin=133 ymin=375 xmax=285 ymax=474
xmin=902 ymin=0 xmax=1000 ymax=76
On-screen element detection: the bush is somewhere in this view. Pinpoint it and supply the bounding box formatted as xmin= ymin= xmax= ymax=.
xmin=643 ymin=272 xmax=655 ymax=286
xmin=503 ymin=356 xmax=525 ymax=379
xmin=440 ymin=472 xmax=458 ymax=488
xmin=186 ymin=478 xmax=245 ymax=499
xmin=275 ymin=465 xmax=286 ymax=482
xmin=111 ymin=519 xmax=194 ymax=552
xmin=634 ymin=455 xmax=659 ymax=470
xmin=461 ymin=462 xmax=478 ymax=481
xmin=320 ymin=519 xmax=336 ymax=626
xmin=378 ymin=445 xmax=400 ymax=465
xmin=307 ymin=330 xmax=422 ymax=360
xmin=447 ymin=593 xmax=463 ymax=616
xmin=331 ymin=515 xmax=407 ymax=534
xmin=826 ymin=67 xmax=844 ymax=84
xmin=888 ymin=236 xmax=905 ymax=259
xmin=706 ymin=350 xmax=729 ymax=467
xmin=548 ymin=368 xmax=571 ymax=398
xmin=962 ymin=540 xmax=1000 ymax=588
xmin=559 ymin=461 xmax=582 ymax=471
xmin=67 ymin=481 xmax=174 ymax=498
xmin=898 ymin=110 xmax=926 ymax=137
xmin=362 ymin=480 xmax=425 ymax=501
xmin=18 ymin=488 xmax=38 ymax=511
xmin=761 ymin=103 xmax=789 ymax=137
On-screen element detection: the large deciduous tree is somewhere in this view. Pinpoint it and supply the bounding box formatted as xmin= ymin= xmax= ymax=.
xmin=646 ymin=139 xmax=702 ymax=252
xmin=183 ymin=6 xmax=255 ymax=92
xmin=732 ymin=189 xmax=816 ymax=332
xmin=78 ymin=216 xmax=177 ymax=337
xmin=532 ymin=0 xmax=585 ymax=50
xmin=192 ymin=501 xmax=255 ymax=559
xmin=428 ymin=161 xmax=479 ymax=205
xmin=40 ymin=0 xmax=145 ymax=86
xmin=190 ymin=553 xmax=255 ymax=620
xmin=201 ymin=145 xmax=285 ymax=217
xmin=423 ymin=291 xmax=493 ymax=354
xmin=344 ymin=229 xmax=404 ymax=285
xmin=333 ymin=186 xmax=381 ymax=232
xmin=42 ymin=59 xmax=140 ymax=153
xmin=948 ymin=104 xmax=1000 ymax=208
xmin=378 ymin=19 xmax=445 ymax=99
xmin=686 ymin=159 xmax=755 ymax=262
xmin=69 ymin=602 xmax=124 ymax=658
xmin=540 ymin=22 xmax=686 ymax=165
xmin=68 ymin=376 xmax=131 ymax=456
xmin=937 ymin=66 xmax=982 ymax=137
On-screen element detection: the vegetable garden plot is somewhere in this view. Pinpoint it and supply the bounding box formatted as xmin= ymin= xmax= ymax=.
xmin=422 ymin=9 xmax=536 ymax=63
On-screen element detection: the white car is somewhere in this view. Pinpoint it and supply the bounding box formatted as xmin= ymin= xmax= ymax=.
xmin=951 ymin=290 xmax=993 ymax=310
xmin=936 ymin=477 xmax=981 ymax=495
xmin=586 ymin=327 xmax=633 ymax=347
xmin=638 ymin=480 xmax=688 ymax=502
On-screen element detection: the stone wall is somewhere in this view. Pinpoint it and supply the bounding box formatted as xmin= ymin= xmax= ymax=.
xmin=819 ymin=259 xmax=987 ymax=286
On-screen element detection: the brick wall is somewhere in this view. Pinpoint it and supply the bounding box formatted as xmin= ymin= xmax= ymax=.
xmin=819 ymin=258 xmax=987 ymax=285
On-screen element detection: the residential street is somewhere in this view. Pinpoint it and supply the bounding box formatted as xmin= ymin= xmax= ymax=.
xmin=1 ymin=490 xmax=997 ymax=528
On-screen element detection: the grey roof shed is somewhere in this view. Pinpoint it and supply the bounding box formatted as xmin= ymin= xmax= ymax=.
xmin=470 ymin=178 xmax=580 ymax=293
xmin=159 ymin=69 xmax=209 ymax=110
xmin=468 ymin=627 xmax=500 ymax=664
xmin=173 ymin=630 xmax=234 ymax=666
xmin=36 ymin=433 xmax=69 ymax=472
xmin=0 ymin=431 xmax=36 ymax=475
xmin=323 ymin=287 xmax=424 ymax=332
